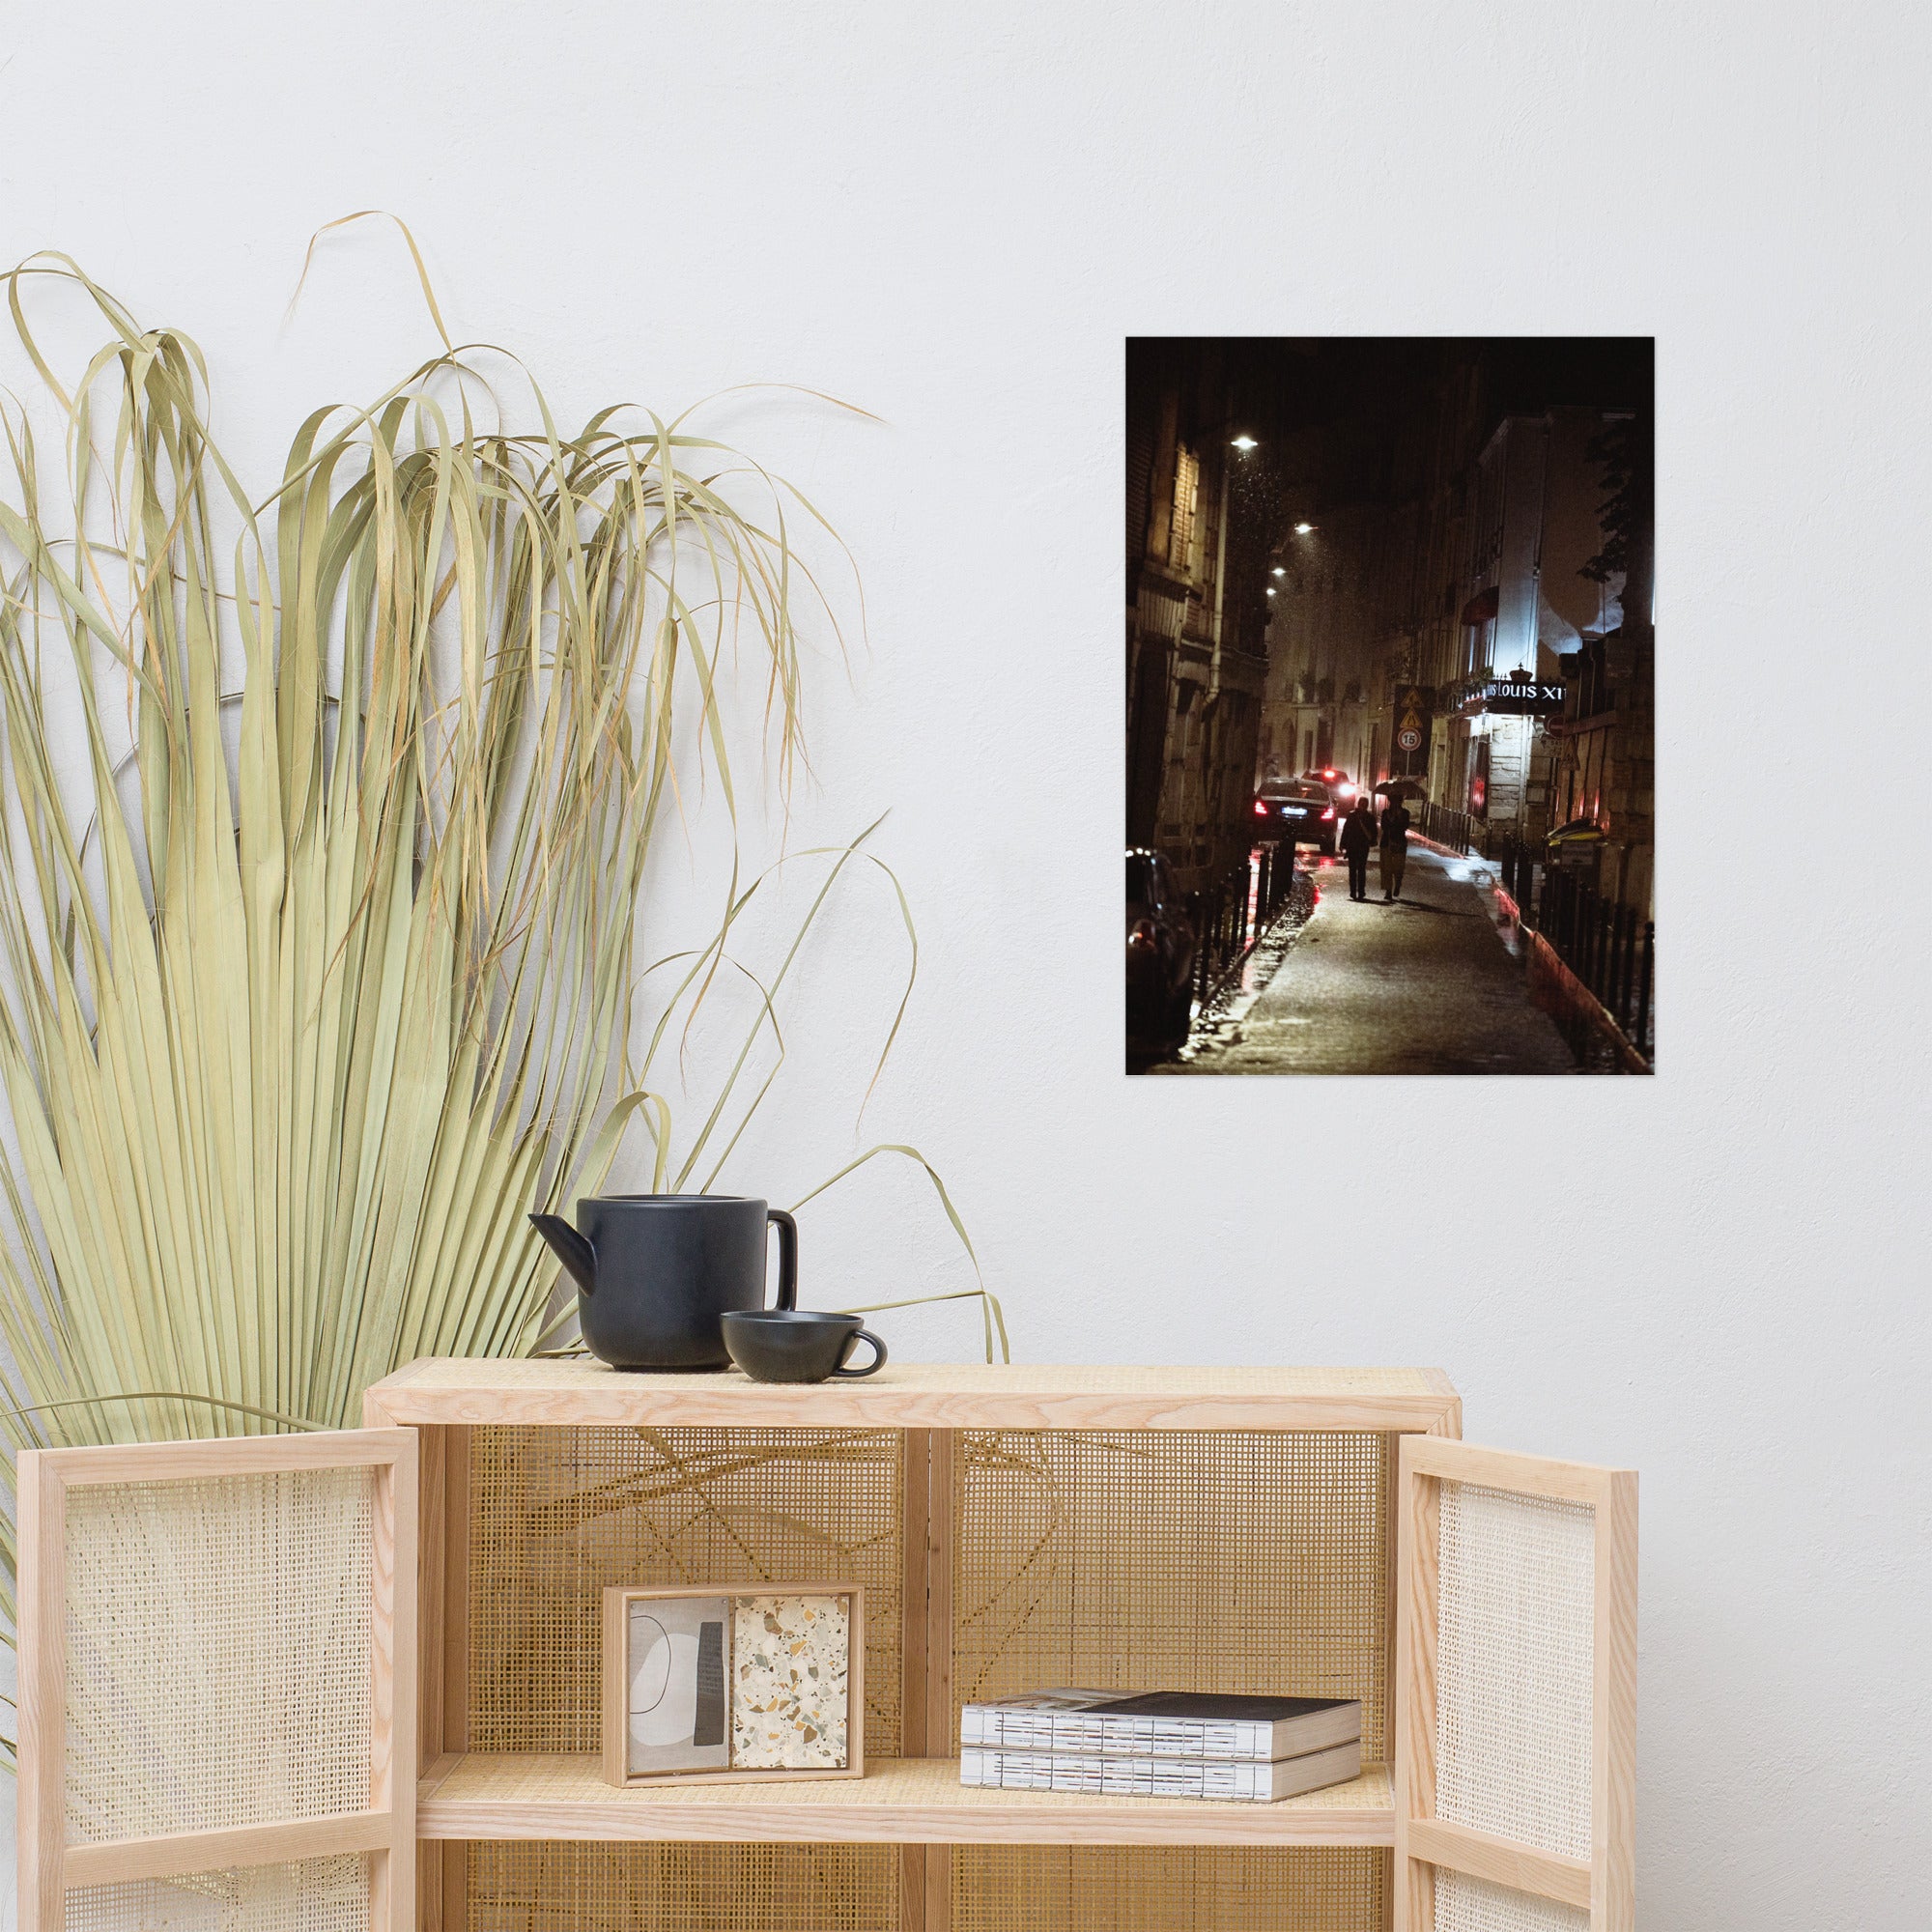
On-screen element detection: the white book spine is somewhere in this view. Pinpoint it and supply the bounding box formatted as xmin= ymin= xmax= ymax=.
xmin=957 ymin=1708 xmax=1279 ymax=1761
xmin=959 ymin=1748 xmax=1285 ymax=1802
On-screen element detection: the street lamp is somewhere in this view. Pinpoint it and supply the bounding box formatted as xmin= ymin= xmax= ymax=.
xmin=1293 ymin=522 xmax=1315 ymax=534
xmin=1270 ymin=566 xmax=1286 ymax=578
xmin=1230 ymin=435 xmax=1259 ymax=452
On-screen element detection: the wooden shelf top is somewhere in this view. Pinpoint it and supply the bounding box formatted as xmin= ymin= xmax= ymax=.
xmin=365 ymin=1357 xmax=1460 ymax=1432
xmin=416 ymin=1753 xmax=1394 ymax=1848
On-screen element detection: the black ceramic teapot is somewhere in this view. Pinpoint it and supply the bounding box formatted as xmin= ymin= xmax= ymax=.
xmin=529 ymin=1195 xmax=798 ymax=1371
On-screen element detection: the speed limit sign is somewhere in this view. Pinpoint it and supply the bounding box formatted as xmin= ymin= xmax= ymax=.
xmin=1397 ymin=726 xmax=1422 ymax=752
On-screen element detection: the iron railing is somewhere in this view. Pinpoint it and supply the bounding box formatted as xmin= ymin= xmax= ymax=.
xmin=1418 ymin=800 xmax=1480 ymax=854
xmin=1493 ymin=835 xmax=1653 ymax=1060
xmin=1494 ymin=834 xmax=1538 ymax=908
xmin=1534 ymin=867 xmax=1655 ymax=1061
xmin=1190 ymin=844 xmax=1299 ymax=1005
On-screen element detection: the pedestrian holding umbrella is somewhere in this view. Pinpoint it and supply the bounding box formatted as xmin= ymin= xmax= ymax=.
xmin=1376 ymin=786 xmax=1413 ymax=901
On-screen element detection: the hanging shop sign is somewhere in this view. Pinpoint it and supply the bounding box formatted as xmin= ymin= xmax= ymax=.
xmin=1454 ymin=675 xmax=1565 ymax=718
xmin=1389 ymin=684 xmax=1435 ymax=778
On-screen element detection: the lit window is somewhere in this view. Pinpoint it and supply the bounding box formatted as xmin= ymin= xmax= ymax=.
xmin=1169 ymin=445 xmax=1200 ymax=570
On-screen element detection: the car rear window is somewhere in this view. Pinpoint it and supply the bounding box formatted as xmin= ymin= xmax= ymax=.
xmin=1126 ymin=854 xmax=1155 ymax=901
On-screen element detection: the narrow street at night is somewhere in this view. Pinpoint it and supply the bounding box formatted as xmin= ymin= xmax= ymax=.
xmin=1126 ymin=337 xmax=1654 ymax=1074
xmin=1154 ymin=845 xmax=1576 ymax=1076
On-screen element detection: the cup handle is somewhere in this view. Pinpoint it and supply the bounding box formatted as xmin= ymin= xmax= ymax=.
xmin=832 ymin=1328 xmax=887 ymax=1378
xmin=767 ymin=1208 xmax=798 ymax=1311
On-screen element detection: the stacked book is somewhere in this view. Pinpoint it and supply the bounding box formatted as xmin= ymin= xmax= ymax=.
xmin=958 ymin=1689 xmax=1362 ymax=1804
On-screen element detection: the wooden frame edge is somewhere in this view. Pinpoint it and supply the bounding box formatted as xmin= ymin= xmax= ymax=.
xmin=1392 ymin=1432 xmax=1439 ymax=1932
xmin=1402 ymin=1435 xmax=1631 ymax=1507
xmin=41 ymin=1428 xmax=413 ymax=1485
xmin=374 ymin=1430 xmax=418 ymax=1932
xmin=17 ymin=1452 xmax=66 ymax=1932
xmin=601 ymin=1586 xmax=629 ymax=1787
xmin=1595 ymin=1469 xmax=1639 ymax=1932
xmin=63 ymin=1810 xmax=391 ymax=1889
xmin=1406 ymin=1816 xmax=1592 ymax=1911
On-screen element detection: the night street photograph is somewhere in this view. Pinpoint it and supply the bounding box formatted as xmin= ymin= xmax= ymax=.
xmin=1126 ymin=337 xmax=1655 ymax=1075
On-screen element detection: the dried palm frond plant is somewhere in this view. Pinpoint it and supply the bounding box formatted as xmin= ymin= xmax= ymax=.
xmin=0 ymin=233 xmax=1003 ymax=1765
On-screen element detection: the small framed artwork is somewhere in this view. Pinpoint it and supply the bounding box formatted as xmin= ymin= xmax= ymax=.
xmin=601 ymin=1583 xmax=865 ymax=1787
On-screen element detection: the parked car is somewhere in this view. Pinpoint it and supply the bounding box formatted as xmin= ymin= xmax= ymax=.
xmin=1125 ymin=847 xmax=1197 ymax=1057
xmin=1252 ymin=780 xmax=1338 ymax=855
xmin=1302 ymin=765 xmax=1360 ymax=808
xmin=1250 ymin=777 xmax=1304 ymax=836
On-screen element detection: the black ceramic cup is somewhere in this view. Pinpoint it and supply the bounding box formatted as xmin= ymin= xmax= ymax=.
xmin=720 ymin=1310 xmax=888 ymax=1384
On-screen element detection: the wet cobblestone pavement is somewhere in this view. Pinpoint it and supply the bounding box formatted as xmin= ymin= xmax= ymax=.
xmin=1152 ymin=844 xmax=1580 ymax=1075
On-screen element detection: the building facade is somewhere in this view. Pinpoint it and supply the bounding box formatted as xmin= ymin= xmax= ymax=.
xmin=1429 ymin=409 xmax=1626 ymax=848
xmin=1260 ymin=501 xmax=1386 ymax=789
xmin=1258 ymin=349 xmax=1651 ymax=918
xmin=1542 ymin=410 xmax=1654 ymax=917
xmin=1126 ymin=346 xmax=1269 ymax=894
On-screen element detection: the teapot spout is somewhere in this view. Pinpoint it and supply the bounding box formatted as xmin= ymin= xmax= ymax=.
xmin=529 ymin=1213 xmax=598 ymax=1296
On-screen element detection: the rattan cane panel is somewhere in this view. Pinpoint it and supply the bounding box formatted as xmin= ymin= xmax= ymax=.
xmin=63 ymin=1470 xmax=375 ymax=1842
xmin=64 ymin=1856 xmax=370 ymax=1932
xmin=1435 ymin=1481 xmax=1594 ymax=1861
xmin=952 ymin=1846 xmax=1387 ymax=1932
xmin=1434 ymin=1870 xmax=1589 ymax=1932
xmin=469 ymin=1427 xmax=902 ymax=1757
xmin=952 ymin=1431 xmax=1392 ymax=1758
xmin=467 ymin=1840 xmax=897 ymax=1932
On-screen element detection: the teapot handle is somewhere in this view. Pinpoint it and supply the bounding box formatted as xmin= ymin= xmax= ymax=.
xmin=767 ymin=1208 xmax=798 ymax=1311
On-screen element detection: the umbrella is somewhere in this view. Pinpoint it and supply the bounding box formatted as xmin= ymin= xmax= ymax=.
xmin=1374 ymin=778 xmax=1427 ymax=799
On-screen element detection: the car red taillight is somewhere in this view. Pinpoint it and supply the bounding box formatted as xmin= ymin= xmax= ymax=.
xmin=1127 ymin=919 xmax=1159 ymax=951
xmin=1253 ymin=799 xmax=1267 ymax=816
xmin=1321 ymin=807 xmax=1335 ymax=820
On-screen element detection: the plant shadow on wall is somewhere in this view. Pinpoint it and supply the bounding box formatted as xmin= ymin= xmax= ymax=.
xmin=0 ymin=221 xmax=1005 ymax=1762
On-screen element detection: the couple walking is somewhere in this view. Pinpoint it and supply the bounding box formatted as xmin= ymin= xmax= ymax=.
xmin=1339 ymin=795 xmax=1410 ymax=902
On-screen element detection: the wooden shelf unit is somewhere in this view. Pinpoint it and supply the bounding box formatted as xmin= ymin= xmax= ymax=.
xmin=358 ymin=1359 xmax=1462 ymax=1932
xmin=16 ymin=1359 xmax=1634 ymax=1932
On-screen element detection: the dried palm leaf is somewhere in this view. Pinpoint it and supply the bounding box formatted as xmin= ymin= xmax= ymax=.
xmin=0 ymin=235 xmax=1001 ymax=1766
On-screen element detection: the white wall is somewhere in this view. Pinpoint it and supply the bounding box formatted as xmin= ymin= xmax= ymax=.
xmin=4 ymin=3 xmax=1928 ymax=1925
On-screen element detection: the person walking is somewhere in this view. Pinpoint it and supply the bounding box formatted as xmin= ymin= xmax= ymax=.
xmin=1339 ymin=796 xmax=1377 ymax=900
xmin=1378 ymin=794 xmax=1412 ymax=901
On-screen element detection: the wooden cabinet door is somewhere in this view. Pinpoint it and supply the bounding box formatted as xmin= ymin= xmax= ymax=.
xmin=1394 ymin=1437 xmax=1636 ymax=1932
xmin=16 ymin=1429 xmax=417 ymax=1932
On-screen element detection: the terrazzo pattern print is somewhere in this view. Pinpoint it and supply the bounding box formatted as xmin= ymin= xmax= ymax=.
xmin=730 ymin=1594 xmax=850 ymax=1769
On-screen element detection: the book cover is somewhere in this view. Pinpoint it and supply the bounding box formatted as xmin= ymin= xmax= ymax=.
xmin=958 ymin=1689 xmax=1360 ymax=1762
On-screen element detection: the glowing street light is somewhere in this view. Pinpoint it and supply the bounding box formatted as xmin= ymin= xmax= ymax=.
xmin=1265 ymin=586 xmax=1276 ymax=597
xmin=1270 ymin=566 xmax=1286 ymax=578
xmin=1230 ymin=434 xmax=1259 ymax=452
xmin=1293 ymin=522 xmax=1315 ymax=534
